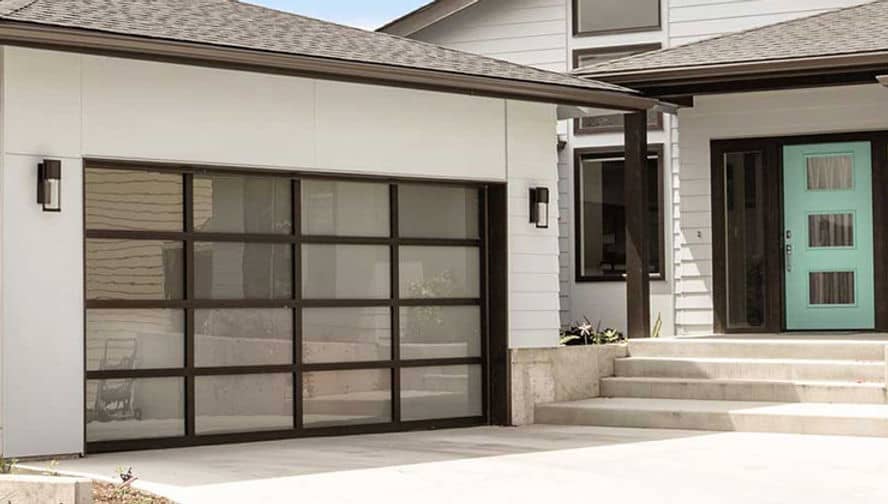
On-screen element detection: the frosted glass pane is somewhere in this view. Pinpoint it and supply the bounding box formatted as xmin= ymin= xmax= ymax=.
xmin=399 ymin=246 xmax=480 ymax=299
xmin=195 ymin=309 xmax=292 ymax=367
xmin=303 ymin=369 xmax=391 ymax=427
xmin=303 ymin=307 xmax=391 ymax=363
xmin=193 ymin=174 xmax=291 ymax=234
xmin=87 ymin=309 xmax=184 ymax=371
xmin=302 ymin=180 xmax=389 ymax=237
xmin=400 ymin=306 xmax=480 ymax=359
xmin=85 ymin=168 xmax=183 ymax=231
xmin=195 ymin=374 xmax=293 ymax=434
xmin=302 ymin=245 xmax=390 ymax=299
xmin=86 ymin=377 xmax=184 ymax=442
xmin=399 ymin=185 xmax=478 ymax=239
xmin=400 ymin=365 xmax=482 ymax=421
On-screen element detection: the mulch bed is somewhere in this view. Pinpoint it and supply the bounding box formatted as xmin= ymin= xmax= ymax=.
xmin=93 ymin=482 xmax=174 ymax=504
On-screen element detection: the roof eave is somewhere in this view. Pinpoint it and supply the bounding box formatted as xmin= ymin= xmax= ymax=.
xmin=0 ymin=20 xmax=655 ymax=111
xmin=581 ymin=51 xmax=888 ymax=93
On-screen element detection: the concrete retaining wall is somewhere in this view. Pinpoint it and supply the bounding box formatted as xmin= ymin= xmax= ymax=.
xmin=0 ymin=475 xmax=92 ymax=504
xmin=510 ymin=344 xmax=627 ymax=425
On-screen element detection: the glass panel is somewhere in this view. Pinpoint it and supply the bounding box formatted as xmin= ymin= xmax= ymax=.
xmin=302 ymin=180 xmax=389 ymax=237
xmin=399 ymin=246 xmax=480 ymax=299
xmin=195 ymin=374 xmax=293 ymax=434
xmin=398 ymin=185 xmax=479 ymax=239
xmin=578 ymin=156 xmax=660 ymax=278
xmin=723 ymin=152 xmax=767 ymax=329
xmin=303 ymin=369 xmax=391 ymax=428
xmin=401 ymin=365 xmax=482 ymax=421
xmin=85 ymin=168 xmax=183 ymax=231
xmin=575 ymin=0 xmax=660 ymax=34
xmin=806 ymin=155 xmax=853 ymax=190
xmin=86 ymin=377 xmax=184 ymax=442
xmin=302 ymin=245 xmax=390 ymax=299
xmin=86 ymin=239 xmax=184 ymax=300
xmin=194 ymin=242 xmax=291 ymax=299
xmin=303 ymin=307 xmax=391 ymax=363
xmin=400 ymin=306 xmax=481 ymax=359
xmin=195 ymin=309 xmax=292 ymax=367
xmin=193 ymin=174 xmax=291 ymax=234
xmin=808 ymin=213 xmax=854 ymax=247
xmin=809 ymin=272 xmax=855 ymax=305
xmin=86 ymin=309 xmax=184 ymax=371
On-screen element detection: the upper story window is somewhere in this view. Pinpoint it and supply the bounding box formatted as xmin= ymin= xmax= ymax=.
xmin=573 ymin=44 xmax=662 ymax=134
xmin=573 ymin=0 xmax=661 ymax=36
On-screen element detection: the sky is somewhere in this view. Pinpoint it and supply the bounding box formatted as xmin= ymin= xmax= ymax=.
xmin=249 ymin=1 xmax=430 ymax=30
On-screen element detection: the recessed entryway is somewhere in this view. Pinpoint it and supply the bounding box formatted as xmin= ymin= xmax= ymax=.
xmin=711 ymin=133 xmax=888 ymax=334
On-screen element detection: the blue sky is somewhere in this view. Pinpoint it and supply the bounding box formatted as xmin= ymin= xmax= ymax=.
xmin=250 ymin=1 xmax=430 ymax=30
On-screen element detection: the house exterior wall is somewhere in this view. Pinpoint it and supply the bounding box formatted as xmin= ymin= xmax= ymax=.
xmin=675 ymin=84 xmax=888 ymax=334
xmin=412 ymin=0 xmax=568 ymax=72
xmin=0 ymin=45 xmax=560 ymax=457
xmin=405 ymin=0 xmax=878 ymax=339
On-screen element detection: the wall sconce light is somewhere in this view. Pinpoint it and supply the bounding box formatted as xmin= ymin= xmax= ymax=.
xmin=529 ymin=187 xmax=549 ymax=229
xmin=37 ymin=159 xmax=61 ymax=212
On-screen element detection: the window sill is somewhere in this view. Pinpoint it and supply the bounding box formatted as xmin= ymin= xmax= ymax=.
xmin=576 ymin=274 xmax=665 ymax=283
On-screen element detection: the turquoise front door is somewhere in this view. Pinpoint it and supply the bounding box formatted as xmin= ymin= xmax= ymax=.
xmin=783 ymin=142 xmax=874 ymax=330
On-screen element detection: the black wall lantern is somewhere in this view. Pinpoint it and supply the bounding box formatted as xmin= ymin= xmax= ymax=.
xmin=529 ymin=187 xmax=549 ymax=229
xmin=37 ymin=159 xmax=62 ymax=212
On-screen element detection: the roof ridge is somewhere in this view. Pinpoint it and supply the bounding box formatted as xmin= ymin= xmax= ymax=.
xmin=575 ymin=0 xmax=887 ymax=76
xmin=0 ymin=0 xmax=36 ymax=16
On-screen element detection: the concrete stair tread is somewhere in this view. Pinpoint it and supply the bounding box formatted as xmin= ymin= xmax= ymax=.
xmin=541 ymin=398 xmax=888 ymax=418
xmin=601 ymin=376 xmax=885 ymax=388
xmin=617 ymin=356 xmax=882 ymax=365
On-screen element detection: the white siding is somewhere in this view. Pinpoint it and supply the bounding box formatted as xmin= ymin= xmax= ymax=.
xmin=507 ymin=101 xmax=561 ymax=347
xmin=668 ymin=0 xmax=871 ymax=46
xmin=0 ymin=46 xmax=560 ymax=456
xmin=412 ymin=0 xmax=568 ymax=72
xmin=675 ymin=84 xmax=888 ymax=334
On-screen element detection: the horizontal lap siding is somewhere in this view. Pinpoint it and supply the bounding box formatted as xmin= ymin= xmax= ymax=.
xmin=675 ymin=84 xmax=888 ymax=334
xmin=412 ymin=0 xmax=567 ymax=71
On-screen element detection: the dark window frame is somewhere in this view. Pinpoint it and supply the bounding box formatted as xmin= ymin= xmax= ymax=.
xmin=572 ymin=0 xmax=662 ymax=37
xmin=572 ymin=44 xmax=663 ymax=135
xmin=83 ymin=159 xmax=499 ymax=453
xmin=573 ymin=144 xmax=666 ymax=283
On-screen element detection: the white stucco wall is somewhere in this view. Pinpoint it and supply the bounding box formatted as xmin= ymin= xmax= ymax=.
xmin=675 ymin=84 xmax=888 ymax=334
xmin=0 ymin=45 xmax=561 ymax=456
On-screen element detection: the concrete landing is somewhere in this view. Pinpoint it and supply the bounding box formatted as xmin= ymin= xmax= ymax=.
xmin=24 ymin=426 xmax=888 ymax=504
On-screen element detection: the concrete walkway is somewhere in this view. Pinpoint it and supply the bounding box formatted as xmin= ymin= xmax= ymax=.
xmin=27 ymin=425 xmax=888 ymax=503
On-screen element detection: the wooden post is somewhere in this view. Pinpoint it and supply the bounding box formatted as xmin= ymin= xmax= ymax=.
xmin=624 ymin=111 xmax=651 ymax=339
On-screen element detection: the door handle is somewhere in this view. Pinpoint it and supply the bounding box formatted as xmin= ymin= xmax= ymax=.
xmin=785 ymin=243 xmax=792 ymax=272
xmin=785 ymin=229 xmax=792 ymax=272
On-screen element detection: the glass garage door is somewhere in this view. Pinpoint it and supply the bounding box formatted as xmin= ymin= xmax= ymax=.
xmin=84 ymin=163 xmax=488 ymax=451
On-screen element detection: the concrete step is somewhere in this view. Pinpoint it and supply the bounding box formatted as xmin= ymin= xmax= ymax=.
xmin=535 ymin=398 xmax=888 ymax=437
xmin=629 ymin=339 xmax=888 ymax=361
xmin=601 ymin=376 xmax=887 ymax=404
xmin=615 ymin=357 xmax=884 ymax=382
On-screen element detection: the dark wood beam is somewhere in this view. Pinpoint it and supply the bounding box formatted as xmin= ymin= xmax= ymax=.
xmin=624 ymin=111 xmax=651 ymax=339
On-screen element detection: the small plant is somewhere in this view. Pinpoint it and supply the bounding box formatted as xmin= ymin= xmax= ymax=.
xmin=560 ymin=318 xmax=625 ymax=345
xmin=0 ymin=457 xmax=17 ymax=474
xmin=45 ymin=459 xmax=60 ymax=477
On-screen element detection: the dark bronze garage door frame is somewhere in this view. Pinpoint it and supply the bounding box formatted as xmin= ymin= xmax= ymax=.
xmin=83 ymin=159 xmax=509 ymax=453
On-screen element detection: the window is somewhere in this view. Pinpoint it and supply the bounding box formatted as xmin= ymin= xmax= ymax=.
xmin=722 ymin=151 xmax=768 ymax=329
xmin=575 ymin=146 xmax=664 ymax=281
xmin=85 ymin=164 xmax=488 ymax=450
xmin=573 ymin=0 xmax=661 ymax=36
xmin=573 ymin=44 xmax=662 ymax=135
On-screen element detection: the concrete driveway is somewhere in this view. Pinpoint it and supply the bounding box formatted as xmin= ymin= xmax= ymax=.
xmin=27 ymin=425 xmax=888 ymax=503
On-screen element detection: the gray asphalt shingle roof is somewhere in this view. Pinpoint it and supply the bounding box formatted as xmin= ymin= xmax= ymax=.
xmin=0 ymin=0 xmax=632 ymax=94
xmin=577 ymin=0 xmax=888 ymax=76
